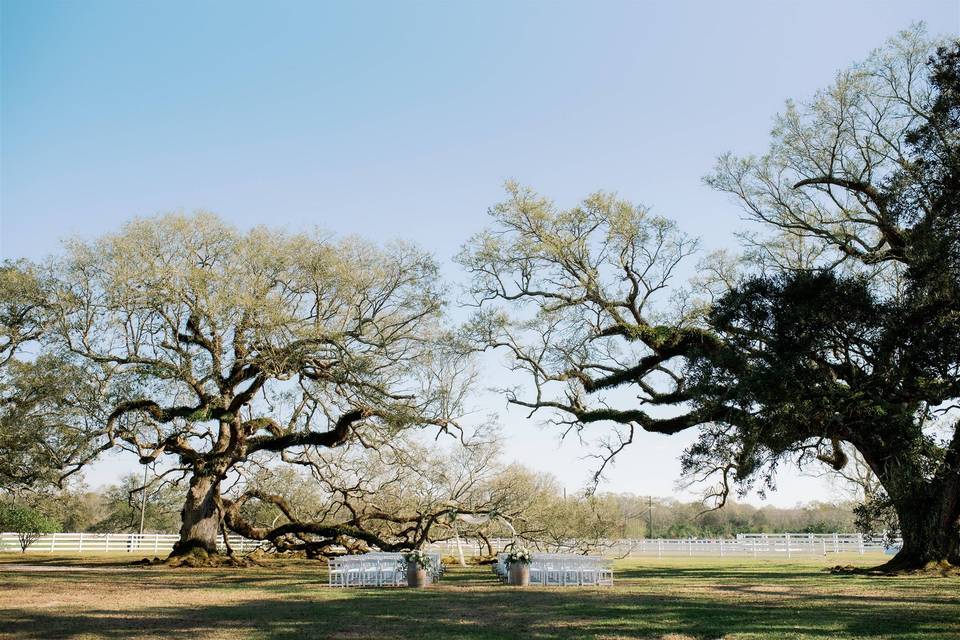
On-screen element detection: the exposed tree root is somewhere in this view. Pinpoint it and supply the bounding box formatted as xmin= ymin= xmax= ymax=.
xmin=127 ymin=546 xmax=262 ymax=569
xmin=827 ymin=559 xmax=960 ymax=577
xmin=165 ymin=550 xmax=250 ymax=568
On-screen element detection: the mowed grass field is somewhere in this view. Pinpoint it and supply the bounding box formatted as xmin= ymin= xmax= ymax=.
xmin=1 ymin=553 xmax=958 ymax=640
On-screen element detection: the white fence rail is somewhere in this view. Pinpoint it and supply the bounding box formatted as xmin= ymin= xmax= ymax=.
xmin=603 ymin=533 xmax=895 ymax=557
xmin=1 ymin=531 xmax=897 ymax=557
xmin=0 ymin=532 xmax=265 ymax=554
xmin=426 ymin=533 xmax=898 ymax=558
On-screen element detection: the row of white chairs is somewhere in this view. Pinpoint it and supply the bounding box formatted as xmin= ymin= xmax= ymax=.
xmin=493 ymin=553 xmax=614 ymax=586
xmin=328 ymin=552 xmax=443 ymax=587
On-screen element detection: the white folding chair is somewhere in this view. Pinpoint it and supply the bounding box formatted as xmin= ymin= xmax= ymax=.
xmin=544 ymin=560 xmax=563 ymax=586
xmin=328 ymin=559 xmax=344 ymax=587
xmin=495 ymin=553 xmax=509 ymax=582
xmin=528 ymin=561 xmax=544 ymax=584
xmin=361 ymin=559 xmax=380 ymax=586
xmin=598 ymin=562 xmax=614 ymax=586
xmin=579 ymin=560 xmax=599 ymax=586
xmin=344 ymin=559 xmax=362 ymax=587
xmin=389 ymin=559 xmax=405 ymax=586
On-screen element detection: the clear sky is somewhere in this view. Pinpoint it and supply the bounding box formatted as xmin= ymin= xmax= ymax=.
xmin=2 ymin=0 xmax=958 ymax=505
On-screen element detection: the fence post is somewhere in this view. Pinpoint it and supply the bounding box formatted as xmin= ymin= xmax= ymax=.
xmin=786 ymin=533 xmax=791 ymax=558
xmin=858 ymin=533 xmax=865 ymax=555
xmin=78 ymin=532 xmax=84 ymax=553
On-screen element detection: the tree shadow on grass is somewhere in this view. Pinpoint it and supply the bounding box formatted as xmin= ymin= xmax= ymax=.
xmin=615 ymin=565 xmax=831 ymax=582
xmin=5 ymin=586 xmax=959 ymax=640
xmin=0 ymin=570 xmax=313 ymax=600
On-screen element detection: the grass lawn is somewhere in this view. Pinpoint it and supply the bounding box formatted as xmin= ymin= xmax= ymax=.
xmin=1 ymin=553 xmax=958 ymax=640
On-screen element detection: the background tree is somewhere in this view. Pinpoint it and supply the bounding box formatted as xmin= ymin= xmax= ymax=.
xmin=529 ymin=491 xmax=622 ymax=553
xmin=461 ymin=27 xmax=958 ymax=570
xmin=0 ymin=263 xmax=103 ymax=493
xmin=90 ymin=474 xmax=184 ymax=534
xmin=0 ymin=502 xmax=60 ymax=552
xmin=223 ymin=426 xmax=516 ymax=556
xmin=457 ymin=183 xmax=715 ymax=485
xmin=23 ymin=483 xmax=105 ymax=533
xmin=37 ymin=213 xmax=465 ymax=561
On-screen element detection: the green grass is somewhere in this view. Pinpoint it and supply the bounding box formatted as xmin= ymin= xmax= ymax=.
xmin=1 ymin=553 xmax=958 ymax=639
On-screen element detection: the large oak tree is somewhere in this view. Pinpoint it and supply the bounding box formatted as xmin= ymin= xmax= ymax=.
xmin=460 ymin=27 xmax=959 ymax=570
xmin=33 ymin=213 xmax=465 ymax=560
xmin=702 ymin=31 xmax=959 ymax=569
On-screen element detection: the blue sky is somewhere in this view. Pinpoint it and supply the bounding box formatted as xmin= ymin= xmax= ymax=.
xmin=2 ymin=0 xmax=958 ymax=504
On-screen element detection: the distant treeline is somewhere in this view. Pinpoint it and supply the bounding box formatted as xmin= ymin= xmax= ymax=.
xmin=3 ymin=473 xmax=855 ymax=540
xmin=606 ymin=495 xmax=856 ymax=539
xmin=4 ymin=476 xmax=184 ymax=535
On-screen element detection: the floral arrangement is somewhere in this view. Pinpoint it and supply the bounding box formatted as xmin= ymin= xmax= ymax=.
xmin=506 ymin=546 xmax=532 ymax=566
xmin=402 ymin=549 xmax=434 ymax=572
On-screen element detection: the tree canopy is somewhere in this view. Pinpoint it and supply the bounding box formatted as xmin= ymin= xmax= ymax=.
xmin=3 ymin=213 xmax=471 ymax=560
xmin=461 ymin=26 xmax=960 ymax=570
xmin=698 ymin=30 xmax=959 ymax=569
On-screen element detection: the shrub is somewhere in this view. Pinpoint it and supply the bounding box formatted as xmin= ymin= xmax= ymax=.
xmin=0 ymin=503 xmax=60 ymax=552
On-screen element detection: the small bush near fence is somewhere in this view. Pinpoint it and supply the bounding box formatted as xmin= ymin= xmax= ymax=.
xmin=0 ymin=505 xmax=61 ymax=552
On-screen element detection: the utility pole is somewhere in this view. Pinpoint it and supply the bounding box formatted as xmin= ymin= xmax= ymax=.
xmin=647 ymin=496 xmax=654 ymax=539
xmin=138 ymin=463 xmax=149 ymax=536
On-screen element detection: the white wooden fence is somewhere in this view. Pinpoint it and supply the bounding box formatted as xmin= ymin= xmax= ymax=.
xmin=426 ymin=533 xmax=898 ymax=558
xmin=604 ymin=533 xmax=896 ymax=557
xmin=1 ymin=531 xmax=897 ymax=557
xmin=0 ymin=532 xmax=265 ymax=554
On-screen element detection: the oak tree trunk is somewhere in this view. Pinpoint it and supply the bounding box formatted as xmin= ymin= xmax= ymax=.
xmin=884 ymin=478 xmax=960 ymax=571
xmin=170 ymin=471 xmax=222 ymax=559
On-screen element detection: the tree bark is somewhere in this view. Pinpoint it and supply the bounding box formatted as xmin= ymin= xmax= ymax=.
xmin=855 ymin=438 xmax=960 ymax=572
xmin=170 ymin=471 xmax=222 ymax=559
xmin=883 ymin=477 xmax=960 ymax=571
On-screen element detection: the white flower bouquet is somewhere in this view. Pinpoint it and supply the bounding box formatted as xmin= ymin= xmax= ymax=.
xmin=506 ymin=546 xmax=532 ymax=566
xmin=401 ymin=549 xmax=434 ymax=572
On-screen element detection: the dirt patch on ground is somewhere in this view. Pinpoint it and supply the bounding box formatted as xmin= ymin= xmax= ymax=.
xmin=0 ymin=564 xmax=154 ymax=572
